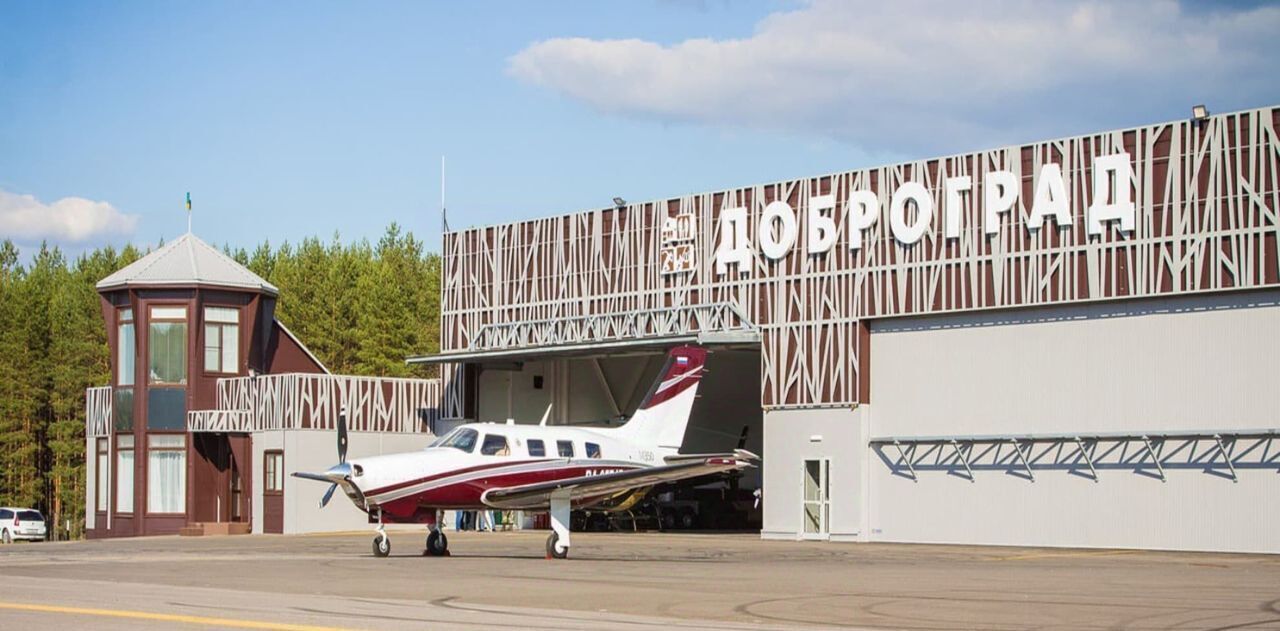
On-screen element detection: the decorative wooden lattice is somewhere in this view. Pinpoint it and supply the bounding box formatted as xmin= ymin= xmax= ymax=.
xmin=442 ymin=107 xmax=1280 ymax=410
xmin=196 ymin=374 xmax=442 ymax=434
xmin=85 ymin=385 xmax=112 ymax=437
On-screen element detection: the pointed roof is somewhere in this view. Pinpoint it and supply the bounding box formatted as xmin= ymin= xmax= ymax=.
xmin=97 ymin=233 xmax=278 ymax=296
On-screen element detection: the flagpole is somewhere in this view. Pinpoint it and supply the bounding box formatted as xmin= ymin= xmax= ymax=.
xmin=186 ymin=192 xmax=192 ymax=234
xmin=441 ymin=156 xmax=448 ymax=234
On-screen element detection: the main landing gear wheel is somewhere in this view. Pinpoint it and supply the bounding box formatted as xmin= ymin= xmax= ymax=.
xmin=545 ymin=532 xmax=568 ymax=559
xmin=372 ymin=534 xmax=391 ymax=557
xmin=425 ymin=530 xmax=449 ymax=556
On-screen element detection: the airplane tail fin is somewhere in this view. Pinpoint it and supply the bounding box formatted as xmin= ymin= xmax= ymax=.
xmin=613 ymin=345 xmax=707 ymax=451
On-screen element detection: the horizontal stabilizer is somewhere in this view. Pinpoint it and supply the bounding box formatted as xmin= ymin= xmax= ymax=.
xmin=664 ymin=449 xmax=760 ymax=465
xmin=481 ymin=455 xmax=755 ymax=511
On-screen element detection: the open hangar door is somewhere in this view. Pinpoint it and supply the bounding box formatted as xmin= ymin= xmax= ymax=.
xmin=468 ymin=344 xmax=763 ymax=531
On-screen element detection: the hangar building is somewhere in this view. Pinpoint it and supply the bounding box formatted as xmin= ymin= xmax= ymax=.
xmin=415 ymin=105 xmax=1280 ymax=554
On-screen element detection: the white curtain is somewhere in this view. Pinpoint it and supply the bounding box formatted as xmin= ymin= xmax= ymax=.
xmin=96 ymin=448 xmax=109 ymax=510
xmin=116 ymin=450 xmax=134 ymax=513
xmin=147 ymin=449 xmax=186 ymax=513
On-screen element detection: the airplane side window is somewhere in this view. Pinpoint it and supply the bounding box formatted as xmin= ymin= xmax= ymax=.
xmin=556 ymin=440 xmax=574 ymax=458
xmin=586 ymin=442 xmax=602 ymax=459
xmin=527 ymin=439 xmax=546 ymax=457
xmin=481 ymin=434 xmax=510 ymax=456
xmin=438 ymin=428 xmax=478 ymax=453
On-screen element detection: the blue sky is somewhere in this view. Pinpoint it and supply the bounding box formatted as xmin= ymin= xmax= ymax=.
xmin=2 ymin=0 xmax=1278 ymax=257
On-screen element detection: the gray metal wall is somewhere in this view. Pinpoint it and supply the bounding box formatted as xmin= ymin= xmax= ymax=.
xmin=251 ymin=430 xmax=435 ymax=534
xmin=864 ymin=290 xmax=1280 ymax=553
xmin=761 ymin=407 xmax=868 ymax=542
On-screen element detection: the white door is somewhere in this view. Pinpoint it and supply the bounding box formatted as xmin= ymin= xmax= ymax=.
xmin=802 ymin=459 xmax=829 ymax=539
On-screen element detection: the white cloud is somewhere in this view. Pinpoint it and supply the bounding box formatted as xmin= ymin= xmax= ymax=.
xmin=0 ymin=188 xmax=139 ymax=245
xmin=509 ymin=1 xmax=1280 ymax=152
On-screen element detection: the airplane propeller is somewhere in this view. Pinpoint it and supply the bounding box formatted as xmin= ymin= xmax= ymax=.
xmin=317 ymin=411 xmax=349 ymax=508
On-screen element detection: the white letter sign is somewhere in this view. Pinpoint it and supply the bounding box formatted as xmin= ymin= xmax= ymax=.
xmin=1087 ymin=152 xmax=1135 ymax=235
xmin=758 ymin=201 xmax=797 ymax=260
xmin=846 ymin=190 xmax=878 ymax=250
xmin=889 ymin=182 xmax=933 ymax=245
xmin=984 ymin=170 xmax=1018 ymax=235
xmin=714 ymin=206 xmax=752 ymax=276
xmin=807 ymin=194 xmax=837 ymax=254
xmin=943 ymin=176 xmax=971 ymax=239
xmin=1028 ymin=163 xmax=1070 ymax=230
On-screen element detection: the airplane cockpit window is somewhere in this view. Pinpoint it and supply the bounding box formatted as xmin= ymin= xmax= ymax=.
xmin=556 ymin=440 xmax=574 ymax=458
xmin=527 ymin=439 xmax=546 ymax=457
xmin=435 ymin=428 xmax=478 ymax=453
xmin=585 ymin=442 xmax=602 ymax=459
xmin=481 ymin=434 xmax=510 ymax=456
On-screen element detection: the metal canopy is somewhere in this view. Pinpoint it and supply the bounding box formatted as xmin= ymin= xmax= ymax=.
xmin=871 ymin=429 xmax=1279 ymax=483
xmin=411 ymin=302 xmax=759 ymax=366
xmin=407 ymin=330 xmax=760 ymax=365
xmin=869 ymin=428 xmax=1280 ymax=444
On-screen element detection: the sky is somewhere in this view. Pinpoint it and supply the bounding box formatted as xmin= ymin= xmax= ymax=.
xmin=1 ymin=0 xmax=1278 ymax=258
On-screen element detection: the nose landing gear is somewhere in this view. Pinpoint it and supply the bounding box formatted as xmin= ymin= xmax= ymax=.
xmin=372 ymin=516 xmax=390 ymax=557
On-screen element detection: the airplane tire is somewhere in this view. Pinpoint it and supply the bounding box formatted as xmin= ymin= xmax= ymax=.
xmin=679 ymin=508 xmax=698 ymax=530
xmin=372 ymin=535 xmax=390 ymax=557
xmin=426 ymin=531 xmax=448 ymax=556
xmin=545 ymin=532 xmax=568 ymax=559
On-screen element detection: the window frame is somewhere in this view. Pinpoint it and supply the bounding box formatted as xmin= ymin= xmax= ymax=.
xmin=585 ymin=442 xmax=603 ymax=459
xmin=264 ymin=450 xmax=284 ymax=495
xmin=116 ymin=434 xmax=135 ymax=514
xmin=147 ymin=304 xmax=189 ymax=387
xmin=95 ymin=437 xmax=109 ymax=512
xmin=145 ymin=433 xmax=187 ymax=515
xmin=556 ymin=440 xmax=575 ymax=458
xmin=116 ymin=307 xmax=135 ymax=387
xmin=202 ymin=305 xmax=241 ymax=376
xmin=527 ymin=439 xmax=546 ymax=457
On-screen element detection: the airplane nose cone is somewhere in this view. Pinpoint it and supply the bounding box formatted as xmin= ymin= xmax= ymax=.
xmin=325 ymin=462 xmax=352 ymax=481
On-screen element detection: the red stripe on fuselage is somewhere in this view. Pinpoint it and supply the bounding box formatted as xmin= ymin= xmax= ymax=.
xmin=372 ymin=462 xmax=643 ymax=517
xmin=362 ymin=459 xmax=553 ymax=497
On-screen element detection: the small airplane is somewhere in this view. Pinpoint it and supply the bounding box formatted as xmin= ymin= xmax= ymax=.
xmin=294 ymin=345 xmax=759 ymax=559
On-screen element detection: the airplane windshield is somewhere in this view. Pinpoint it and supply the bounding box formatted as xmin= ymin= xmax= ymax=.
xmin=431 ymin=428 xmax=478 ymax=453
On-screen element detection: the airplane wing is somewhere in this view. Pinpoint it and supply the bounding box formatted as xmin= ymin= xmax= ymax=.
xmin=480 ymin=452 xmax=758 ymax=510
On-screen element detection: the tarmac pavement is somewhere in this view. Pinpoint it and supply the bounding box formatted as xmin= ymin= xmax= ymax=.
xmin=0 ymin=530 xmax=1276 ymax=630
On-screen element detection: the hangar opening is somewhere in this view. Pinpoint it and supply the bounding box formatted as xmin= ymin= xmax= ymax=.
xmin=427 ymin=342 xmax=763 ymax=532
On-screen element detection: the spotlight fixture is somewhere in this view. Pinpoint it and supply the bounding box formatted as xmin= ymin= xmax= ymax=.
xmin=1191 ymin=104 xmax=1209 ymax=122
xmin=612 ymin=197 xmax=626 ymax=208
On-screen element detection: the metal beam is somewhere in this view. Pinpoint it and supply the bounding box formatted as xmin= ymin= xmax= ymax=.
xmin=1140 ymin=435 xmax=1166 ymax=483
xmin=949 ymin=440 xmax=975 ymax=482
xmin=1073 ymin=437 xmax=1099 ymax=482
xmin=1212 ymin=434 xmax=1238 ymax=483
xmin=1009 ymin=439 xmax=1034 ymax=482
xmin=893 ymin=439 xmax=917 ymax=482
xmin=589 ymin=358 xmax=621 ymax=417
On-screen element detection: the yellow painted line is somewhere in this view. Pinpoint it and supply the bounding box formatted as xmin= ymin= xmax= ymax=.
xmin=994 ymin=549 xmax=1140 ymax=562
xmin=0 ymin=601 xmax=359 ymax=631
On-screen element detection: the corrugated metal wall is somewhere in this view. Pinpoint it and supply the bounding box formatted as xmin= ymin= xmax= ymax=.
xmin=865 ymin=290 xmax=1280 ymax=552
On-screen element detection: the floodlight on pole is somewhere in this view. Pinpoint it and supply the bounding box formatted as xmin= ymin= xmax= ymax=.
xmin=613 ymin=197 xmax=626 ymax=208
xmin=1191 ymin=104 xmax=1209 ymax=122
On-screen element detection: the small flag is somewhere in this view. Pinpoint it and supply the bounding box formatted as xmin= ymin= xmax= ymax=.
xmin=186 ymin=192 xmax=192 ymax=211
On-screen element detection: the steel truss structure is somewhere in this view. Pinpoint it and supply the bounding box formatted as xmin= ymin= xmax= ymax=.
xmin=871 ymin=429 xmax=1280 ymax=483
xmin=469 ymin=302 xmax=754 ymax=351
xmin=440 ymin=107 xmax=1280 ymax=413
